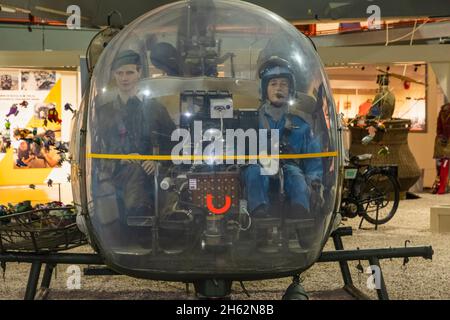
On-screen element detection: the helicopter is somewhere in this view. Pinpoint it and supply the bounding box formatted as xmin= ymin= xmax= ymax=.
xmin=0 ymin=0 xmax=433 ymax=301
xmin=68 ymin=0 xmax=344 ymax=299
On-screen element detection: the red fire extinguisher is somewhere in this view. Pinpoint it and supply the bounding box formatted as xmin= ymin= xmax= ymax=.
xmin=438 ymin=158 xmax=449 ymax=194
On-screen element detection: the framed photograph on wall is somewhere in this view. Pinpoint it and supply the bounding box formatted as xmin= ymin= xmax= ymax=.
xmin=0 ymin=71 xmax=19 ymax=91
xmin=326 ymin=63 xmax=427 ymax=132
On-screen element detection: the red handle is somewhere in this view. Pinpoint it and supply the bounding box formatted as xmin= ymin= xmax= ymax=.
xmin=206 ymin=194 xmax=232 ymax=215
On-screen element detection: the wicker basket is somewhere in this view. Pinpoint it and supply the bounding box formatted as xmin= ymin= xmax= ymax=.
xmin=0 ymin=206 xmax=87 ymax=253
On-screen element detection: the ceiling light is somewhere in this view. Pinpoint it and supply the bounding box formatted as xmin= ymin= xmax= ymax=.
xmin=0 ymin=6 xmax=16 ymax=13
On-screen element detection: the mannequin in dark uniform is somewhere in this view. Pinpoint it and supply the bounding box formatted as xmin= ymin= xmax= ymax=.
xmin=92 ymin=50 xmax=176 ymax=246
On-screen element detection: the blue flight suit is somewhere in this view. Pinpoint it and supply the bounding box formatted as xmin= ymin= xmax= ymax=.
xmin=243 ymin=107 xmax=323 ymax=213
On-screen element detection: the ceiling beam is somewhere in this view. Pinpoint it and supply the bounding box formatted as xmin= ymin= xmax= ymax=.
xmin=318 ymin=44 xmax=450 ymax=65
xmin=313 ymin=21 xmax=450 ymax=47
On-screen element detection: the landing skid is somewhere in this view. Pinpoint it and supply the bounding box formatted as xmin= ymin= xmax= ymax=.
xmin=0 ymin=227 xmax=433 ymax=300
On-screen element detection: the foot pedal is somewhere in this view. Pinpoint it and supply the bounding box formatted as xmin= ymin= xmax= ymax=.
xmin=127 ymin=216 xmax=155 ymax=227
xmin=284 ymin=218 xmax=315 ymax=229
xmin=287 ymin=240 xmax=308 ymax=254
xmin=252 ymin=217 xmax=281 ymax=229
xmin=160 ymin=219 xmax=192 ymax=231
xmin=112 ymin=246 xmax=152 ymax=256
xmin=257 ymin=243 xmax=280 ymax=254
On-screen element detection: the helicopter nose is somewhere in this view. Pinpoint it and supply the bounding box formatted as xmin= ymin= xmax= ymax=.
xmin=81 ymin=0 xmax=339 ymax=280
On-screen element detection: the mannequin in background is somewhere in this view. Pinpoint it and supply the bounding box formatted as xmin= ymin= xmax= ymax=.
xmin=433 ymin=96 xmax=450 ymax=194
xmin=368 ymin=75 xmax=396 ymax=120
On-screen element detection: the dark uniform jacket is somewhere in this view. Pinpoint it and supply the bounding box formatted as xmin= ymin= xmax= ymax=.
xmin=90 ymin=95 xmax=176 ymax=222
xmin=93 ymin=95 xmax=175 ymax=156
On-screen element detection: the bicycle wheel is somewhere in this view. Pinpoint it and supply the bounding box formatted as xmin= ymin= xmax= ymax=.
xmin=359 ymin=172 xmax=400 ymax=225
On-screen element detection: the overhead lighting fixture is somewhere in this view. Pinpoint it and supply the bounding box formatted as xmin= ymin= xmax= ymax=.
xmin=0 ymin=4 xmax=30 ymax=14
xmin=0 ymin=5 xmax=17 ymax=13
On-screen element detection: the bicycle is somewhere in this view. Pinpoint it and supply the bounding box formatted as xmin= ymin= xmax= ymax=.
xmin=340 ymin=153 xmax=400 ymax=227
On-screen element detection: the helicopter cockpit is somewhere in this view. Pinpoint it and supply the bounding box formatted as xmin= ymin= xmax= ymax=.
xmin=74 ymin=0 xmax=341 ymax=280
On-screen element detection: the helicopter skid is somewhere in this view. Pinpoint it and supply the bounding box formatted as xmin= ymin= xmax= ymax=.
xmin=0 ymin=227 xmax=433 ymax=300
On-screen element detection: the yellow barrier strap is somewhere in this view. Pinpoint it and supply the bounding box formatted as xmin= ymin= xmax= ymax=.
xmin=86 ymin=151 xmax=338 ymax=161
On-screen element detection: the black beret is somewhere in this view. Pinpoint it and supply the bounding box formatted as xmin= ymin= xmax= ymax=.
xmin=111 ymin=50 xmax=142 ymax=71
xmin=150 ymin=42 xmax=180 ymax=76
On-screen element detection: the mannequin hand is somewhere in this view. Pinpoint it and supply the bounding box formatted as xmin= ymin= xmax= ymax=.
xmin=142 ymin=160 xmax=156 ymax=175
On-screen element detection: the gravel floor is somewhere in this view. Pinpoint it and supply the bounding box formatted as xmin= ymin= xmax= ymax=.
xmin=0 ymin=192 xmax=449 ymax=300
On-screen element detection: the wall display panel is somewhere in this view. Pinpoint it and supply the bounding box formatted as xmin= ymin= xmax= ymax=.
xmin=0 ymin=68 xmax=79 ymax=204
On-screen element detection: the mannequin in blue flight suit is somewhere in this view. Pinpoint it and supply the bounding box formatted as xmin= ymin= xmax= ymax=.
xmin=243 ymin=57 xmax=323 ymax=219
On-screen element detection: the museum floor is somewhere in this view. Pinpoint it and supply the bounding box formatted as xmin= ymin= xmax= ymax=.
xmin=0 ymin=192 xmax=448 ymax=300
